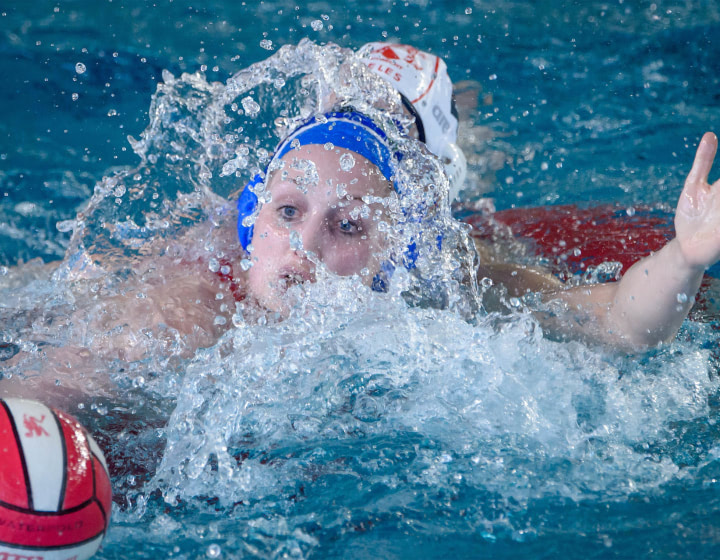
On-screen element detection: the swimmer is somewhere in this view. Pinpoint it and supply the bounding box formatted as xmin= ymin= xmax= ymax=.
xmin=217 ymin=90 xmax=720 ymax=352
xmin=358 ymin=43 xmax=720 ymax=349
xmin=356 ymin=43 xmax=535 ymax=292
xmin=2 ymin=42 xmax=719 ymax=407
xmin=0 ymin=109 xmax=404 ymax=404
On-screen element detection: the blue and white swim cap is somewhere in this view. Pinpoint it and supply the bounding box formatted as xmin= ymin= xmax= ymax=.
xmin=236 ymin=110 xmax=398 ymax=252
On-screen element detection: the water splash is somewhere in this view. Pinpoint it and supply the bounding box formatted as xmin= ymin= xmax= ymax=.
xmin=2 ymin=38 xmax=719 ymax=558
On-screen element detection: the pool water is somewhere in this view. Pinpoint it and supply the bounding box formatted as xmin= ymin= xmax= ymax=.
xmin=2 ymin=1 xmax=720 ymax=559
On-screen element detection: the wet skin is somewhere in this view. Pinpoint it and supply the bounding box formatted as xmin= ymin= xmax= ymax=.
xmin=245 ymin=143 xmax=393 ymax=313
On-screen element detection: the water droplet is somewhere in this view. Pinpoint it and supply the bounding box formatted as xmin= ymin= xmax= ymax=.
xmin=676 ymin=292 xmax=688 ymax=303
xmin=206 ymin=544 xmax=221 ymax=558
xmin=71 ymin=92 xmax=79 ymax=101
xmin=259 ymin=39 xmax=273 ymax=50
xmin=626 ymin=206 xmax=636 ymax=217
xmin=232 ymin=312 xmax=244 ymax=328
xmin=241 ymin=96 xmax=261 ymax=117
xmin=208 ymin=258 xmax=220 ymax=273
xmin=465 ymin=7 xmax=473 ymax=14
xmin=240 ymin=259 xmax=253 ymax=271
xmin=75 ymin=62 xmax=86 ymax=74
xmin=311 ymin=20 xmax=324 ymax=31
xmin=289 ymin=231 xmax=303 ymax=251
xmin=339 ymin=153 xmax=355 ymax=171
xmin=221 ymin=160 xmax=239 ymax=176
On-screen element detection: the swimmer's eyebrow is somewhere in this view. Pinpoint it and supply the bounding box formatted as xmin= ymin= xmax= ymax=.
xmin=339 ymin=192 xmax=384 ymax=202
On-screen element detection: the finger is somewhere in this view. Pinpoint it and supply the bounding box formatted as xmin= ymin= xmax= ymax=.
xmin=686 ymin=132 xmax=718 ymax=187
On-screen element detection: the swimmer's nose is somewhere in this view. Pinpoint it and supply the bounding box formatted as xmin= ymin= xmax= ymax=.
xmin=286 ymin=227 xmax=317 ymax=283
xmin=296 ymin=217 xmax=325 ymax=262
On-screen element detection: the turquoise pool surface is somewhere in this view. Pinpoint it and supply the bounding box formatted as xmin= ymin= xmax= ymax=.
xmin=2 ymin=1 xmax=720 ymax=558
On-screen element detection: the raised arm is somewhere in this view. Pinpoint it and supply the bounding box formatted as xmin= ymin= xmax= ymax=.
xmin=544 ymin=132 xmax=720 ymax=349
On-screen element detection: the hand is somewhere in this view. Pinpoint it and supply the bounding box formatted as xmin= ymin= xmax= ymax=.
xmin=674 ymin=132 xmax=720 ymax=270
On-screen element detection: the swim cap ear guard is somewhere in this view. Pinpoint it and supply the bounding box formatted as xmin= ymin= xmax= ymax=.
xmin=236 ymin=172 xmax=263 ymax=252
xmin=360 ymin=42 xmax=467 ymax=200
xmin=236 ymin=110 xmax=426 ymax=292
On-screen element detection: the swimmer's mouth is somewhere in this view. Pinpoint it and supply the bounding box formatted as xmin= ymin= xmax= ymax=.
xmin=278 ymin=269 xmax=315 ymax=288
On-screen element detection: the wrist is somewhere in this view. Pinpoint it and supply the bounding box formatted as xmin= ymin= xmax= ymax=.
xmin=667 ymin=237 xmax=707 ymax=275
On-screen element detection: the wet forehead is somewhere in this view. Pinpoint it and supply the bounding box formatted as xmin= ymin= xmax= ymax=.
xmin=272 ymin=143 xmax=392 ymax=198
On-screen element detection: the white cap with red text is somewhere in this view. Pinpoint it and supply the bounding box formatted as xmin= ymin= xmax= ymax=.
xmin=360 ymin=42 xmax=467 ymax=199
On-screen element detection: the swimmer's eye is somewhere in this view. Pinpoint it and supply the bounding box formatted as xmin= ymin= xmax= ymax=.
xmin=279 ymin=206 xmax=299 ymax=221
xmin=338 ymin=218 xmax=360 ymax=235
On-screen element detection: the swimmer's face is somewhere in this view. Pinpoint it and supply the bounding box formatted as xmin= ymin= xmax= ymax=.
xmin=245 ymin=144 xmax=393 ymax=313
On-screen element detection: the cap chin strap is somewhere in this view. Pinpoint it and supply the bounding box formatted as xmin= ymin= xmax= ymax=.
xmin=399 ymin=93 xmax=426 ymax=145
xmin=396 ymin=95 xmax=465 ymax=200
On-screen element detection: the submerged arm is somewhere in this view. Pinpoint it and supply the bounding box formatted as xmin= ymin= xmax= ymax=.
xmin=0 ymin=264 xmax=235 ymax=407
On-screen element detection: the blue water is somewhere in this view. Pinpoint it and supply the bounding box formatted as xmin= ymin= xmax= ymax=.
xmin=2 ymin=1 xmax=720 ymax=558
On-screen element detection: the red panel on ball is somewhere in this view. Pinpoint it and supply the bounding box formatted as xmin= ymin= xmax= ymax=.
xmin=0 ymin=405 xmax=29 ymax=510
xmin=57 ymin=412 xmax=93 ymax=511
